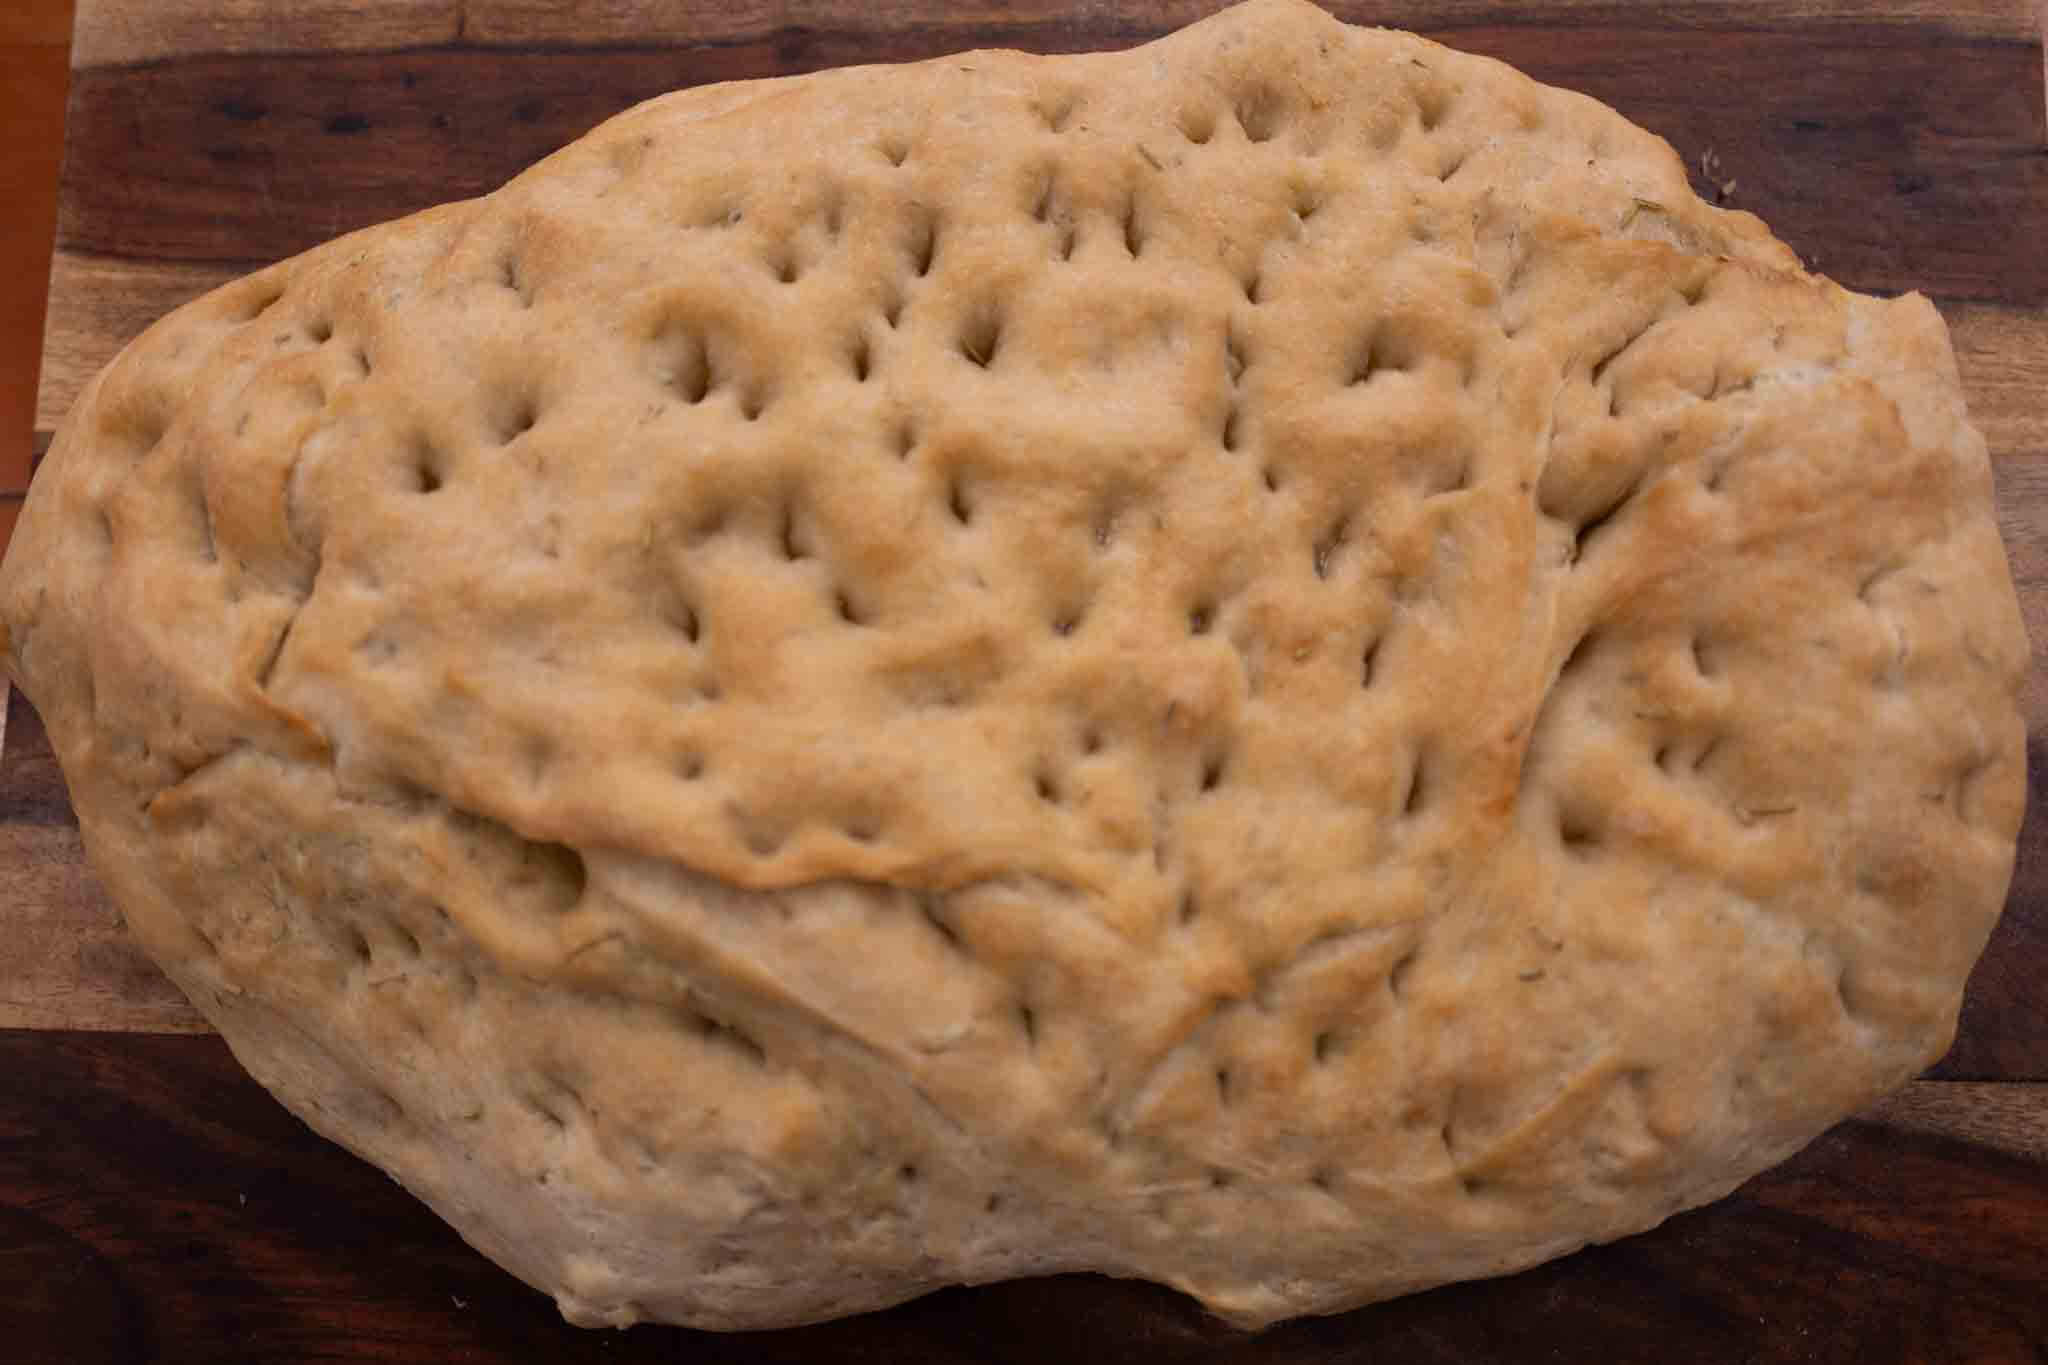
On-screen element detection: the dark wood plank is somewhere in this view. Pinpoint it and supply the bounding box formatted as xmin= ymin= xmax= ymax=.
xmin=1 ymin=1029 xmax=2040 ymax=1364
xmin=0 ymin=499 xmax=21 ymax=566
xmin=0 ymin=686 xmax=68 ymax=830
xmin=1937 ymin=733 xmax=2048 ymax=1080
xmin=46 ymin=21 xmax=2045 ymax=299
xmin=0 ymin=687 xmax=207 ymax=1032
xmin=1982 ymin=364 xmax=2048 ymax=749
xmin=35 ymin=12 xmax=2048 ymax=435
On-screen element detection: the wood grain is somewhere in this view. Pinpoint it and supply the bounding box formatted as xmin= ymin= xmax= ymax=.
xmin=1864 ymin=1080 xmax=2048 ymax=1162
xmin=0 ymin=1027 xmax=2039 ymax=1364
xmin=69 ymin=0 xmax=457 ymax=67
xmin=1941 ymin=745 xmax=2048 ymax=1080
xmin=15 ymin=0 xmax=2048 ymax=1067
xmin=0 ymin=688 xmax=205 ymax=1032
xmin=33 ymin=11 xmax=2048 ymax=436
xmin=6 ymin=4 xmax=2045 ymax=1355
xmin=67 ymin=0 xmax=2044 ymax=66
xmin=36 ymin=253 xmax=247 ymax=440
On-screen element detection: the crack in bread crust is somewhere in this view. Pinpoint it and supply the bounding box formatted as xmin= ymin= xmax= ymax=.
xmin=0 ymin=0 xmax=2027 ymax=1333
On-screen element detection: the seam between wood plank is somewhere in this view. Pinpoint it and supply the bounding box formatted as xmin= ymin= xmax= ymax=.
xmin=41 ymin=247 xmax=284 ymax=272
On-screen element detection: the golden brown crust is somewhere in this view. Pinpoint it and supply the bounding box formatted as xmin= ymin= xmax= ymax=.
xmin=0 ymin=0 xmax=2026 ymax=1330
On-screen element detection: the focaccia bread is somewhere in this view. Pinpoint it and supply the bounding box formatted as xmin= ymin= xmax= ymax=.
xmin=0 ymin=0 xmax=2028 ymax=1331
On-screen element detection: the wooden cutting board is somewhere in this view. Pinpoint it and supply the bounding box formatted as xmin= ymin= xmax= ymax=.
xmin=8 ymin=2 xmax=2047 ymax=1360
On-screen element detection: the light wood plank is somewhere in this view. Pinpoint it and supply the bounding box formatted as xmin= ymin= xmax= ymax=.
xmin=1952 ymin=301 xmax=2048 ymax=461
xmin=1860 ymin=1080 xmax=2048 ymax=1164
xmin=0 ymin=1032 xmax=2036 ymax=1361
xmin=1951 ymin=304 xmax=2048 ymax=736
xmin=0 ymin=686 xmax=183 ymax=1036
xmin=0 ymin=825 xmax=208 ymax=1034
xmin=71 ymin=0 xmax=458 ymax=68
xmin=35 ymin=253 xmax=244 ymax=436
xmin=0 ymin=693 xmax=208 ymax=1034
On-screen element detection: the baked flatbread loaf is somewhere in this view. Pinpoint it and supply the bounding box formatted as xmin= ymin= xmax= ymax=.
xmin=0 ymin=0 xmax=2027 ymax=1331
